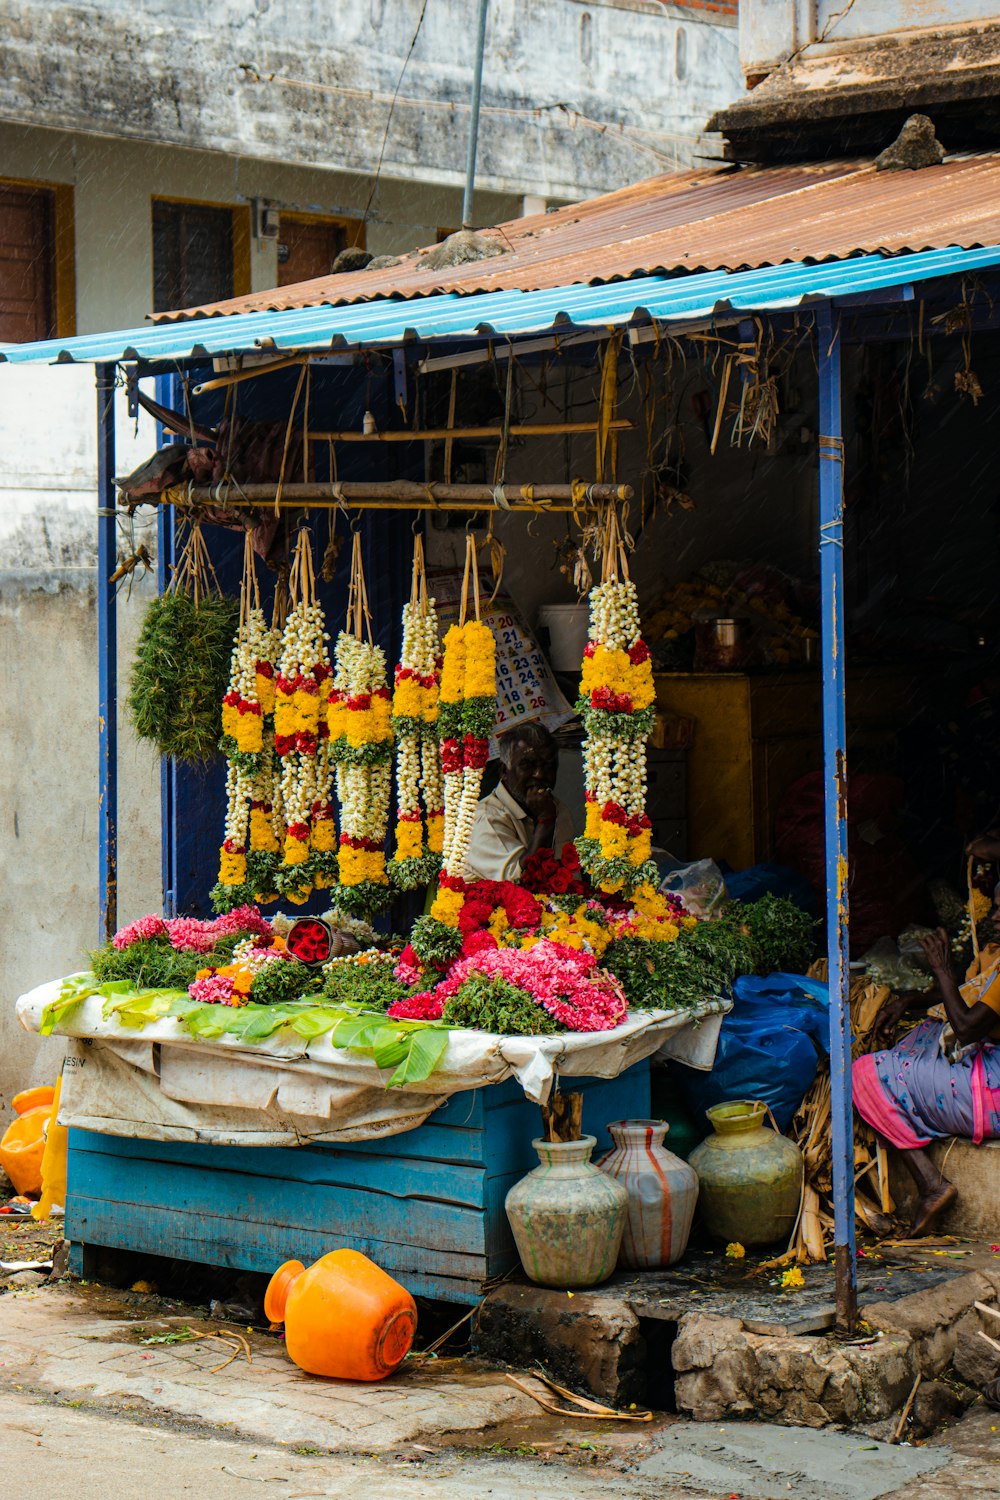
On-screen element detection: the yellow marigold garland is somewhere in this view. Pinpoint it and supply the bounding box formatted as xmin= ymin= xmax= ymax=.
xmin=274 ymin=530 xmax=335 ymax=903
xmin=391 ymin=540 xmax=443 ymax=890
xmin=328 ymin=533 xmax=394 ymax=916
xmin=214 ymin=537 xmax=282 ymax=911
xmin=576 ymin=519 xmax=657 ymax=896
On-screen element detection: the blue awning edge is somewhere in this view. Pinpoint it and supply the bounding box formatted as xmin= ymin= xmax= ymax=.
xmin=3 ymin=246 xmax=1000 ymax=366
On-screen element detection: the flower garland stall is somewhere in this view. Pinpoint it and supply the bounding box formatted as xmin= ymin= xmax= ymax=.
xmin=214 ymin=534 xmax=283 ymax=911
xmin=390 ymin=534 xmax=443 ymax=889
xmin=274 ymin=529 xmax=336 ymax=903
xmin=577 ymin=511 xmax=658 ymax=898
xmin=328 ymin=533 xmax=394 ymax=915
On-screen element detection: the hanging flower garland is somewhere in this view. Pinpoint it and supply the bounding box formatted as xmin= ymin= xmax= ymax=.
xmin=328 ymin=532 xmax=394 ymax=915
xmin=214 ymin=535 xmax=283 ymax=911
xmin=431 ymin=534 xmax=497 ymax=922
xmin=274 ymin=528 xmax=335 ymax=903
xmin=390 ymin=533 xmax=443 ymax=889
xmin=576 ymin=509 xmax=657 ymax=897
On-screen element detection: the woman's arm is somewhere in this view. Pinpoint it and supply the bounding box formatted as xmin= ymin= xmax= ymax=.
xmin=920 ymin=928 xmax=999 ymax=1045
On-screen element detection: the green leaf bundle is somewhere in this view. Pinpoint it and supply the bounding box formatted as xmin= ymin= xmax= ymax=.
xmin=441 ymin=973 xmax=564 ymax=1036
xmin=128 ymin=591 xmax=238 ymax=761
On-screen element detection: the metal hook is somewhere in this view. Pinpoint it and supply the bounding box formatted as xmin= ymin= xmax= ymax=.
xmin=411 ymin=515 xmax=423 ymax=536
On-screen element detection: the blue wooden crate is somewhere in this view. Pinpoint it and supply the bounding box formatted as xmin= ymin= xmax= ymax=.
xmin=66 ymin=1063 xmax=650 ymax=1304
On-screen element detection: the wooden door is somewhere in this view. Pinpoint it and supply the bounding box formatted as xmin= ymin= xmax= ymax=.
xmin=0 ymin=185 xmax=55 ymax=342
xmin=277 ymin=216 xmax=358 ymax=285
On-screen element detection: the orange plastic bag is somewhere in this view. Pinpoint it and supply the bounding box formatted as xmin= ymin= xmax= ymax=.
xmin=265 ymin=1249 xmax=417 ymax=1380
xmin=32 ymin=1074 xmax=67 ymax=1221
xmin=0 ymin=1085 xmax=56 ymax=1198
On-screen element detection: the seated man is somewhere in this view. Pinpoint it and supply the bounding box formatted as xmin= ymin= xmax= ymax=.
xmin=853 ymin=880 xmax=1000 ymax=1236
xmin=464 ymin=722 xmax=575 ymax=883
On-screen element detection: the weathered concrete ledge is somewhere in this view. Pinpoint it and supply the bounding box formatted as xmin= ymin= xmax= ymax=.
xmin=475 ymin=1248 xmax=1000 ymax=1431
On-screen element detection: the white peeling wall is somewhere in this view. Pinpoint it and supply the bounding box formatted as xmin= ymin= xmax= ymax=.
xmin=0 ymin=369 xmax=162 ymax=1110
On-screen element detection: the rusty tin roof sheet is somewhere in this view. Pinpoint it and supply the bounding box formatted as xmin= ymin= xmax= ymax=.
xmin=156 ymin=153 xmax=1000 ymax=323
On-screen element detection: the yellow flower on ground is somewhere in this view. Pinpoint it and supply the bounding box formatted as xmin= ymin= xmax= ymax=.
xmin=781 ymin=1266 xmax=805 ymax=1290
xmin=725 ymin=1242 xmax=746 ymax=1260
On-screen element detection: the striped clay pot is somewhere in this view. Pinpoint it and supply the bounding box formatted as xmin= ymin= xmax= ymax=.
xmin=596 ymin=1119 xmax=699 ymax=1269
xmin=505 ymin=1135 xmax=628 ymax=1288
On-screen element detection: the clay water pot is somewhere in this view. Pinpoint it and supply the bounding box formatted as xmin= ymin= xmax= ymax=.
xmin=596 ymin=1119 xmax=699 ymax=1268
xmin=264 ymin=1248 xmax=417 ymax=1380
xmin=688 ymin=1100 xmax=802 ymax=1247
xmin=504 ymin=1135 xmax=627 ymax=1288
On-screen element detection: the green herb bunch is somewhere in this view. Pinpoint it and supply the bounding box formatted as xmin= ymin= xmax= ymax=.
xmin=603 ymin=896 xmax=816 ymax=1011
xmin=90 ymin=939 xmax=204 ymax=992
xmin=441 ymin=973 xmax=565 ymax=1035
xmin=730 ymin=893 xmax=816 ymax=975
xmin=410 ymin=915 xmax=463 ymax=969
xmin=248 ymin=957 xmax=322 ymax=1006
xmin=321 ymin=954 xmax=411 ymax=1011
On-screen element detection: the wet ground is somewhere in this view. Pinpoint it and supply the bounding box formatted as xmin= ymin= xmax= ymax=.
xmin=0 ymin=1252 xmax=997 ymax=1499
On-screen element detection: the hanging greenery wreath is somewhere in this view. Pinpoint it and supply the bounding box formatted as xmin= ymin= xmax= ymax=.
xmin=128 ymin=521 xmax=238 ymax=762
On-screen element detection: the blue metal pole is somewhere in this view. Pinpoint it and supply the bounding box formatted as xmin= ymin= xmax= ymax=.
xmin=816 ymin=301 xmax=856 ymax=1333
xmin=155 ymin=371 xmax=177 ymax=916
xmin=96 ymin=363 xmax=118 ymax=942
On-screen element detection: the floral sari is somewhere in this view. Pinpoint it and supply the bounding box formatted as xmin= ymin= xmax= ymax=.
xmin=853 ymin=946 xmax=1000 ymax=1149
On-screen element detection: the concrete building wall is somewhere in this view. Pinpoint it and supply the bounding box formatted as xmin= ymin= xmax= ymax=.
xmin=739 ymin=0 xmax=1000 ymax=76
xmin=0 ymin=0 xmax=741 ymax=201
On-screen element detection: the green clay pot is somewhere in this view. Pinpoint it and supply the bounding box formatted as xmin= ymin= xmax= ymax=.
xmin=688 ymin=1100 xmax=803 ymax=1247
xmin=505 ymin=1135 xmax=628 ymax=1288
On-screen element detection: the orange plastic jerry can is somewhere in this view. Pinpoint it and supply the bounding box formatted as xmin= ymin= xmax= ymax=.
xmin=265 ymin=1249 xmax=417 ymax=1381
xmin=0 ymin=1085 xmax=56 ymax=1197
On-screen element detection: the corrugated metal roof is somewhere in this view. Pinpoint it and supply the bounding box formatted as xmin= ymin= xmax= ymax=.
xmin=155 ymin=153 xmax=1000 ymax=323
xmin=4 ymin=246 xmax=1000 ymax=367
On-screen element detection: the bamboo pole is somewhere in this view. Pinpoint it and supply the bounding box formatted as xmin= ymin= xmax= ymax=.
xmin=179 ymin=480 xmax=631 ymax=512
xmin=309 ymin=419 xmax=633 ymax=443
xmin=192 ymin=356 xmax=309 ymax=395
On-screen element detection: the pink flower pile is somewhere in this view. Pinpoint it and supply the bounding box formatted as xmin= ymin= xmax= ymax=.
xmin=387 ymin=939 xmax=628 ymax=1033
xmin=112 ymin=914 xmax=169 ymax=950
xmin=188 ymin=973 xmax=241 ymax=1006
xmin=112 ymin=905 xmax=272 ymax=954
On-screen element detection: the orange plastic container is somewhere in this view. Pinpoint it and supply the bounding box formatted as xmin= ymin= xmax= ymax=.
xmin=265 ymin=1249 xmax=417 ymax=1381
xmin=0 ymin=1085 xmax=56 ymax=1197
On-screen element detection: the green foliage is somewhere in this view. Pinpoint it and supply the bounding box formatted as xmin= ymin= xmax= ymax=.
xmin=42 ymin=978 xmax=452 ymax=1089
xmin=410 ymin=915 xmax=463 ymax=968
xmin=389 ymin=850 xmax=442 ymax=892
xmin=90 ymin=939 xmax=206 ymax=992
xmin=321 ymin=954 xmax=410 ymax=1011
xmin=248 ymin=957 xmax=322 ymax=1006
xmin=727 ymin=894 xmax=817 ymax=975
xmin=128 ymin=592 xmax=239 ymax=761
xmin=604 ymin=934 xmax=734 ymax=1012
xmin=442 ymin=974 xmax=564 ymax=1035
xmin=603 ymin=896 xmax=817 ymax=1011
xmin=328 ymin=879 xmax=395 ymax=918
xmin=328 ymin=1014 xmax=451 ymax=1088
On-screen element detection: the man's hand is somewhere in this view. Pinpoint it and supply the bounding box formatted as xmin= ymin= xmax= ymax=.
xmin=871 ymin=994 xmax=912 ymax=1049
xmin=967 ymin=835 xmax=1000 ymax=861
xmin=523 ymin=787 xmax=557 ymax=826
xmin=919 ymin=926 xmax=954 ymax=980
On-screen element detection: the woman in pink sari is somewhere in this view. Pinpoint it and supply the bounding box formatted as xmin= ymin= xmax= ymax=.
xmin=853 ymin=892 xmax=1000 ymax=1236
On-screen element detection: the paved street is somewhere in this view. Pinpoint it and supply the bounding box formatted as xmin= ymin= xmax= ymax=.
xmin=0 ymin=1280 xmax=996 ymax=1499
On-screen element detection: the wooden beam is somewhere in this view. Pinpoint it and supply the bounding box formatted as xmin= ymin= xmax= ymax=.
xmin=179 ymin=479 xmax=631 ymax=513
xmin=309 ymin=418 xmax=633 ymax=443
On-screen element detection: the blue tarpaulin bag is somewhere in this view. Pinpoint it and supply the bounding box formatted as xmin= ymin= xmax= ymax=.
xmin=677 ymin=973 xmax=830 ymax=1133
